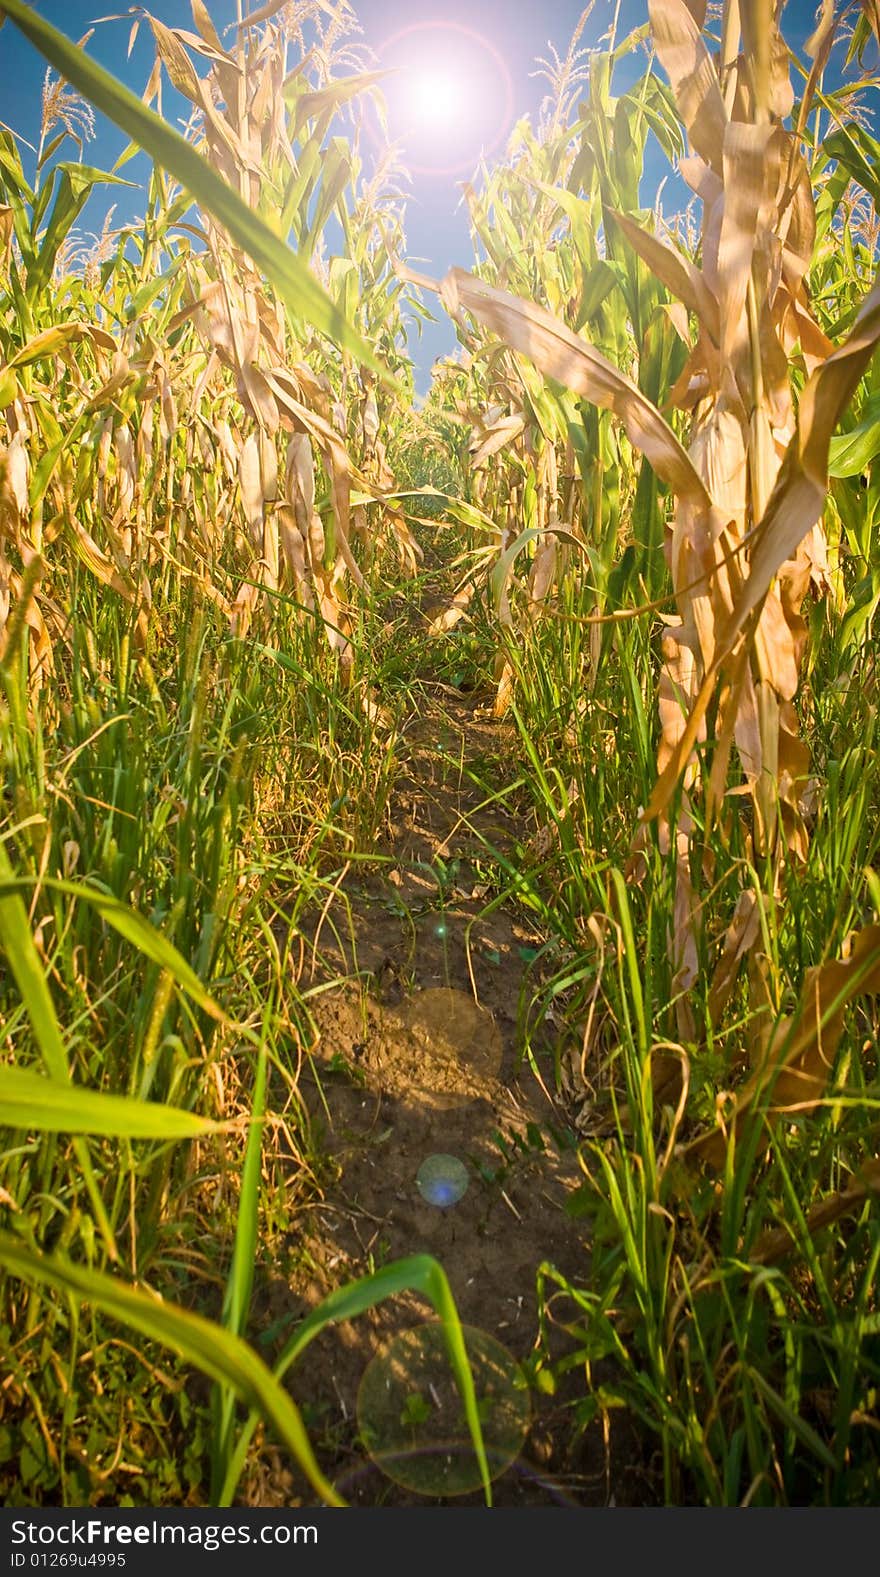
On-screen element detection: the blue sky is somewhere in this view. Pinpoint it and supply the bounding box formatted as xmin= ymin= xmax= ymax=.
xmin=1 ymin=1 xmax=836 ymax=387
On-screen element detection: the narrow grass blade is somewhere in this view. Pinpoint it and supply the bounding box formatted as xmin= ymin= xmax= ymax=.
xmin=0 ymin=876 xmax=226 ymax=1022
xmin=0 ymin=1067 xmax=225 ymax=1139
xmin=0 ymin=846 xmax=117 ymax=1256
xmin=0 ymin=1231 xmax=344 ymax=1505
xmin=211 ymin=1043 xmax=268 ymax=1500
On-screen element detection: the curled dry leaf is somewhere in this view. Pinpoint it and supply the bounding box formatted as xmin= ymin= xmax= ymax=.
xmin=469 ymin=410 xmax=527 ymax=467
xmin=428 ymin=584 xmax=473 ymax=637
xmin=708 ymin=889 xmax=761 ymax=1023
xmin=857 ymin=0 xmax=880 ymax=47
xmin=528 ymin=531 xmax=558 ymax=616
xmin=644 ymin=272 xmax=880 ymax=831
xmin=647 ymin=0 xmax=728 ymax=168
xmin=610 ymin=209 xmax=720 ymax=343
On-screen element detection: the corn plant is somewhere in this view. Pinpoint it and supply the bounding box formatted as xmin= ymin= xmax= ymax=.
xmin=2 ymin=0 xmax=880 ymax=1512
xmin=432 ymin=0 xmax=880 ymax=1057
xmin=0 ymin=0 xmax=493 ymax=1508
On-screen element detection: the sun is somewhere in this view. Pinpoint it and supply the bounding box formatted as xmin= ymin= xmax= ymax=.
xmin=374 ymin=21 xmax=514 ymax=178
xmin=402 ymin=66 xmax=463 ymax=132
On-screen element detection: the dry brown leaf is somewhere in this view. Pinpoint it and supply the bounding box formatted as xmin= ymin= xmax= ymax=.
xmin=235 ymin=0 xmax=295 ymax=30
xmin=688 ymin=926 xmax=880 ymax=1168
xmin=148 ymin=16 xmax=205 ymax=106
xmin=0 ymin=204 xmax=13 ymax=269
xmin=857 ymin=0 xmax=880 ymax=47
xmin=528 ymin=532 xmax=558 ymax=615
xmin=440 ymin=267 xmax=712 ymax=505
xmin=191 ymin=0 xmax=223 ymax=51
xmin=679 ymin=155 xmax=722 ymax=205
xmin=67 ymin=516 xmax=140 ymax=604
xmin=428 ymin=585 xmax=473 ymax=636
xmin=752 ymin=1159 xmax=880 ymax=1265
xmin=739 ymin=0 xmax=794 ymax=121
xmin=611 ymin=210 xmax=720 ymax=342
xmin=801 ymin=0 xmax=838 ymax=135
xmin=238 ymin=432 xmax=264 ymax=552
xmin=2 ymin=431 xmax=29 ymax=516
xmin=708 ymin=889 xmax=761 ymax=1023
xmin=469 ymin=410 xmax=526 ymax=467
xmin=493 ymin=658 xmax=515 ymax=717
xmin=734 ymin=274 xmax=880 ymax=635
xmin=643 ymin=274 xmax=880 ymax=828
xmin=648 ymin=0 xmax=728 ymax=167
xmin=716 ymin=122 xmax=778 ymax=377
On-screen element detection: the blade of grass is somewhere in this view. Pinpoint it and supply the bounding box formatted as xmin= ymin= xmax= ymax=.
xmin=0 ymin=1066 xmax=226 ymax=1139
xmin=220 ymin=1254 xmax=493 ymax=1506
xmin=211 ymin=1039 xmax=268 ymax=1501
xmin=0 ymin=875 xmax=226 ymax=1022
xmin=0 ymin=1231 xmax=344 ymax=1505
xmin=0 ymin=844 xmax=117 ymax=1258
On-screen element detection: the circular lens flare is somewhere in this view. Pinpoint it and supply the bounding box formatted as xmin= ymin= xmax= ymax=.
xmin=416 ymin=1153 xmax=469 ymax=1208
xmin=358 ymin=1323 xmax=531 ymax=1496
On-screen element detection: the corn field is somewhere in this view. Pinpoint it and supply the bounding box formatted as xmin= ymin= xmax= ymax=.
xmin=1 ymin=0 xmax=880 ymax=1510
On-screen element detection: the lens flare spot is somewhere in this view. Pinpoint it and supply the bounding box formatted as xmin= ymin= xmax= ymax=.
xmin=416 ymin=1153 xmax=469 ymax=1208
xmin=358 ymin=1323 xmax=531 ymax=1496
xmin=372 ymin=21 xmax=514 ymax=178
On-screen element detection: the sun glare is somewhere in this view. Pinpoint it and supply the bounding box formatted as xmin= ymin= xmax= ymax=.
xmin=403 ymin=67 xmax=463 ymax=131
xmin=375 ymin=21 xmax=514 ymax=177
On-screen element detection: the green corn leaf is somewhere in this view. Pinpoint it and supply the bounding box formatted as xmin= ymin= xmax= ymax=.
xmin=27 ymin=164 xmax=135 ymax=299
xmin=286 ymin=69 xmax=389 ymax=135
xmin=0 ymin=0 xmax=391 ymax=380
xmin=0 ymin=127 xmax=35 ymax=203
xmin=828 ymin=394 xmax=880 ymax=477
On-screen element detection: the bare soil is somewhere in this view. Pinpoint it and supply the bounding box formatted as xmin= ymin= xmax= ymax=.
xmin=245 ymin=683 xmax=653 ymax=1507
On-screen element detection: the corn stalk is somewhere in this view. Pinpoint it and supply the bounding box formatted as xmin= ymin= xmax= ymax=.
xmin=435 ymin=0 xmax=880 ymax=1040
xmin=0 ymin=1 xmax=421 ymax=690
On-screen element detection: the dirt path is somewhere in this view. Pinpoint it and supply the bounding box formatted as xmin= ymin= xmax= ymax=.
xmin=249 ymin=681 xmax=642 ymax=1506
